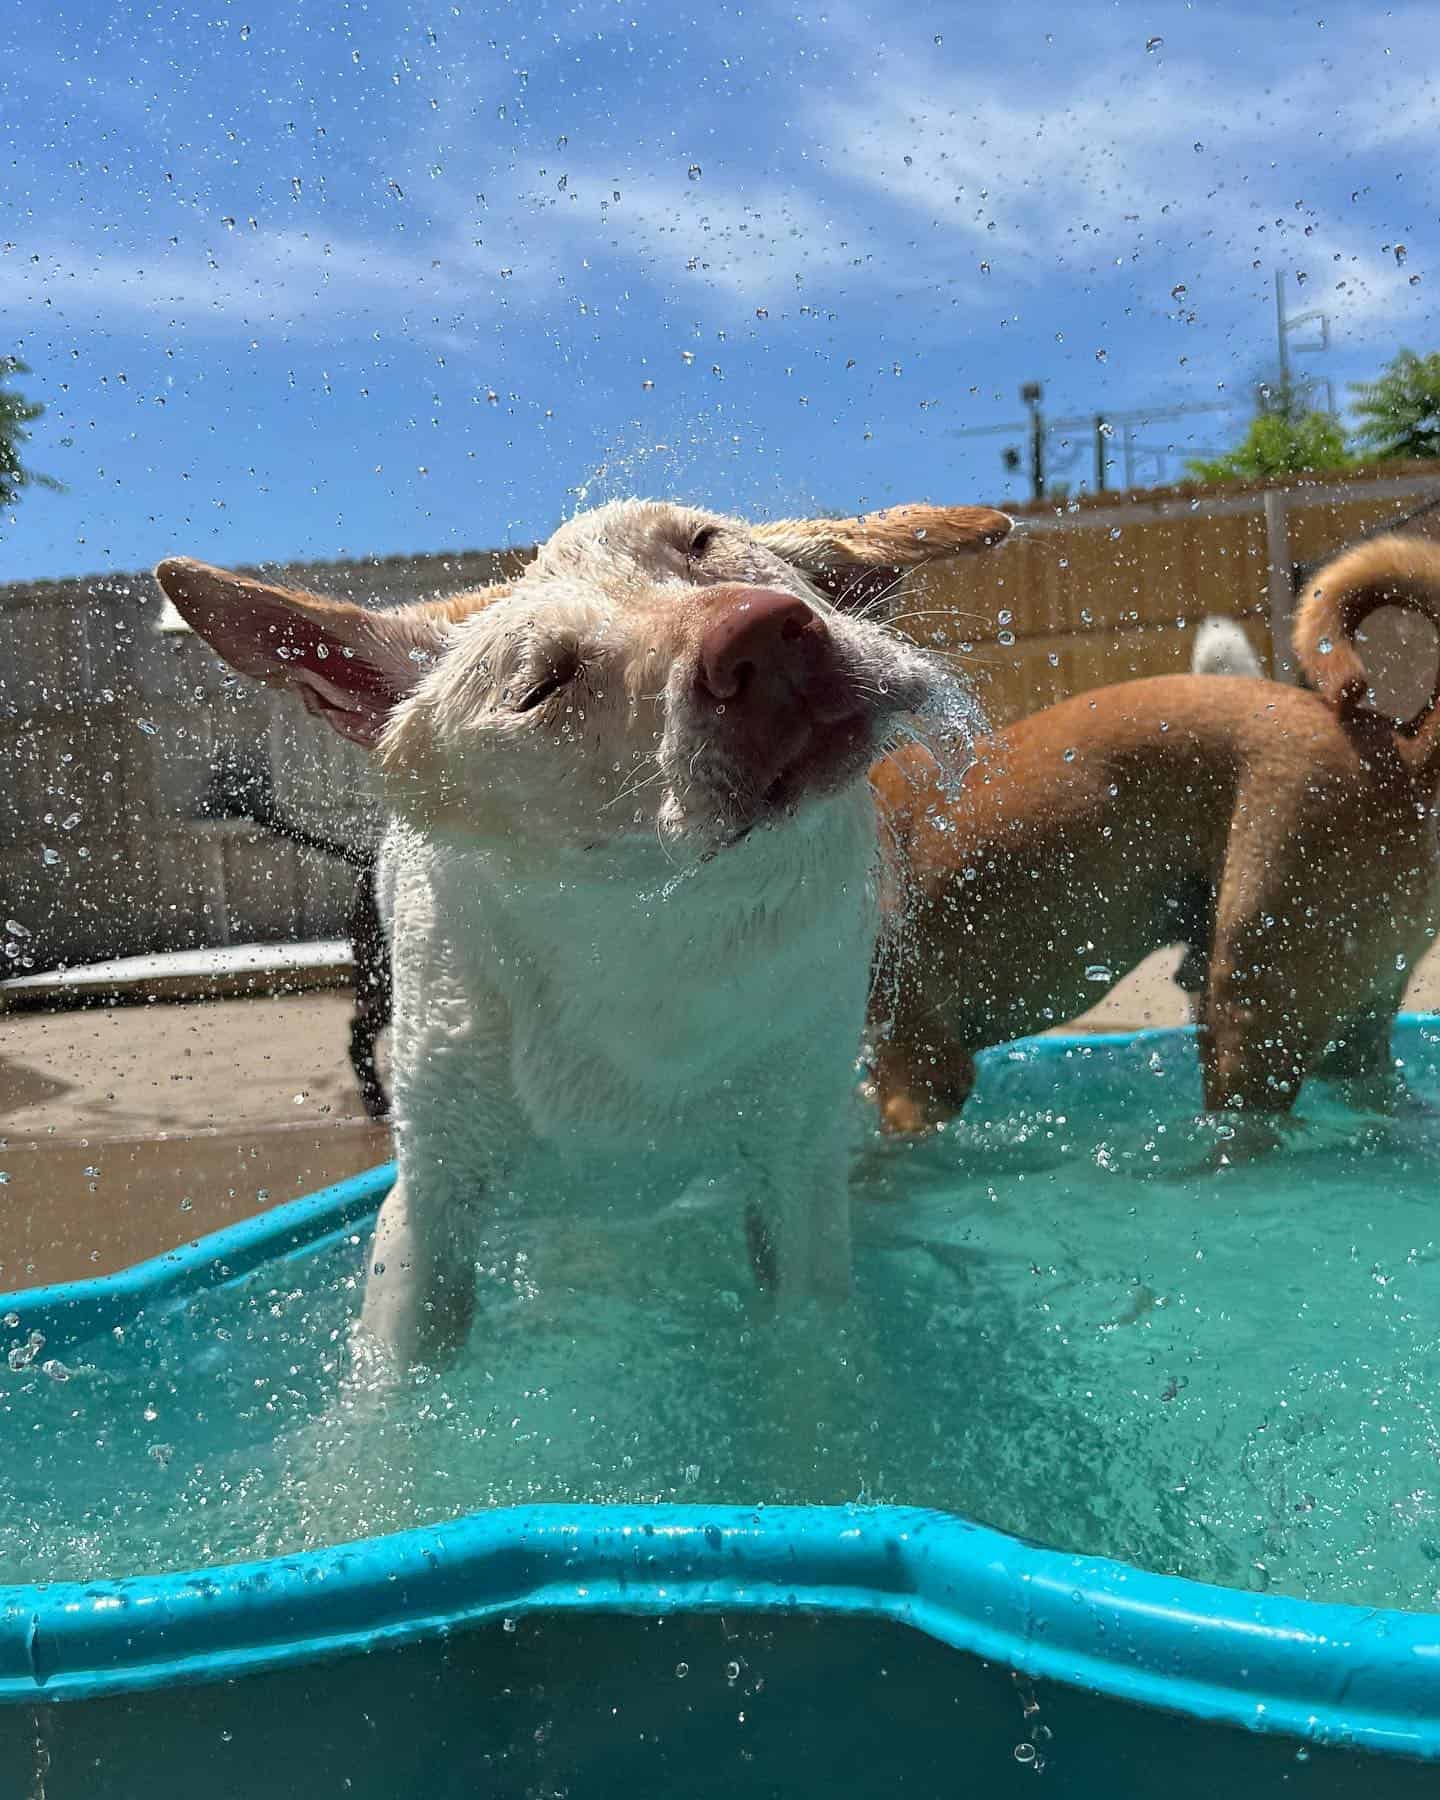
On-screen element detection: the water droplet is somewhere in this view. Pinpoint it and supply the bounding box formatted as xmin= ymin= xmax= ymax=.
xmin=5 ymin=920 xmax=30 ymax=938
xmin=687 ymin=164 xmax=702 ymax=181
xmin=136 ymin=718 xmax=158 ymax=736
xmin=1094 ymin=348 xmax=1108 ymax=363
xmin=933 ymin=32 xmax=943 ymax=44
xmin=1063 ymin=747 xmax=1077 ymax=762
xmin=1396 ymin=953 xmax=1409 ymax=973
xmin=41 ymin=847 xmax=60 ymax=867
xmin=1395 ymin=244 xmax=1407 ymax=266
xmin=998 ymin=630 xmax=1016 ymax=647
xmin=1170 ymin=283 xmax=1187 ymax=300
xmin=239 ymin=22 xmax=251 ymax=39
xmin=675 ymin=1662 xmax=690 ymax=1679
xmin=1317 ymin=636 xmax=1333 ymax=655
xmin=1085 ymin=964 xmax=1114 ymax=983
xmin=1145 ymin=34 xmax=1164 ymax=50
xmin=725 ymin=1660 xmax=741 ymax=1681
xmin=641 ymin=378 xmax=654 ymax=390
xmin=143 ymin=1402 xmax=158 ymax=1422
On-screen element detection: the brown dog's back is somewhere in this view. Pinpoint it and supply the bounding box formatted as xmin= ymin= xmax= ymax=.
xmin=871 ymin=536 xmax=1440 ymax=1129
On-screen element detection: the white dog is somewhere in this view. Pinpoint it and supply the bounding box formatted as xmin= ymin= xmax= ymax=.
xmin=156 ymin=498 xmax=1010 ymax=1366
xmin=1190 ymin=615 xmax=1265 ymax=680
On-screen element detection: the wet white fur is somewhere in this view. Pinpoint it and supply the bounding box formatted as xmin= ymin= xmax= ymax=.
xmin=359 ymin=499 xmax=944 ymax=1365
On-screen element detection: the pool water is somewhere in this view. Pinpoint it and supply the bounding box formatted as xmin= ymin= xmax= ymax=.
xmin=7 ymin=1022 xmax=1440 ymax=1612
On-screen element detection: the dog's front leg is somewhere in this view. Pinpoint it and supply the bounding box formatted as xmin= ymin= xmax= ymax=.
xmin=743 ymin=1134 xmax=854 ymax=1306
xmin=357 ymin=1178 xmax=479 ymax=1369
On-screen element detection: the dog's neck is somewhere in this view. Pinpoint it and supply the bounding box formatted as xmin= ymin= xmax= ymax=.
xmin=382 ymin=791 xmax=879 ymax=1147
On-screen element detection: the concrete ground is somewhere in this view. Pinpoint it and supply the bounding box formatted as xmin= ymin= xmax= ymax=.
xmin=0 ymin=990 xmax=390 ymax=1285
xmin=5 ymin=944 xmax=1440 ymax=1285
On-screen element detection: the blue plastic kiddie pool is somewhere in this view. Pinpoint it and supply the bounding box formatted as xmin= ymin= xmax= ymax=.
xmin=4 ymin=1028 xmax=1440 ymax=1798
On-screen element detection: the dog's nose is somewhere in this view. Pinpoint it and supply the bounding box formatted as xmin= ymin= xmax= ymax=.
xmin=697 ymin=588 xmax=828 ymax=703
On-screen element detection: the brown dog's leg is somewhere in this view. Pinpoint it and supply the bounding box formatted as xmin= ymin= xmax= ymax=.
xmin=1198 ymin=998 xmax=1307 ymax=1114
xmin=1198 ymin=926 xmax=1326 ymax=1117
xmin=1314 ymin=999 xmax=1430 ymax=1114
xmin=871 ymin=1031 xmax=976 ymax=1135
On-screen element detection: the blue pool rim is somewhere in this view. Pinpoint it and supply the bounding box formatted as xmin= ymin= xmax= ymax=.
xmin=3 ymin=1021 xmax=1439 ymax=1761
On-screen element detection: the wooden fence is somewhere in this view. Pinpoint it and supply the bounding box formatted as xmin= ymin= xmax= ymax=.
xmin=4 ymin=463 xmax=1439 ymax=973
xmin=907 ymin=461 xmax=1440 ymax=729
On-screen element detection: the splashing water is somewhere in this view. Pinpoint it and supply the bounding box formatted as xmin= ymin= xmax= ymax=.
xmin=898 ymin=664 xmax=987 ymax=806
xmin=7 ymin=1027 xmax=1440 ymax=1609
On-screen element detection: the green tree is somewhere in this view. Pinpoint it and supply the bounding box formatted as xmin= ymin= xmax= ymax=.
xmin=1350 ymin=349 xmax=1440 ymax=461
xmin=1185 ymin=410 xmax=1352 ymax=484
xmin=0 ymin=357 xmax=60 ymax=516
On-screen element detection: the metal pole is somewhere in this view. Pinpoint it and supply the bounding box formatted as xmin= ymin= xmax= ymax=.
xmin=1275 ymin=269 xmax=1290 ymax=398
xmin=1094 ymin=415 xmax=1108 ymax=493
xmin=1263 ymin=489 xmax=1295 ymax=682
xmin=1023 ymin=386 xmax=1045 ymax=502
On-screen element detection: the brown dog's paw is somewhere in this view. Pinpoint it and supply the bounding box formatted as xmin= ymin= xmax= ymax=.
xmin=876 ymin=1086 xmax=955 ymax=1137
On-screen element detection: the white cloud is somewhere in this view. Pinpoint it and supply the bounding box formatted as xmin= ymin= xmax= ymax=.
xmin=0 ymin=227 xmax=476 ymax=333
xmin=6 ymin=11 xmax=1432 ymax=352
xmin=799 ymin=27 xmax=1435 ymax=335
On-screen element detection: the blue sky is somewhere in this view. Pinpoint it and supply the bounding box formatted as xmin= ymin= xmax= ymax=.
xmin=3 ymin=0 xmax=1436 ymax=581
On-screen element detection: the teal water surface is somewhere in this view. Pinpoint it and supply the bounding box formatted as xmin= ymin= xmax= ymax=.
xmin=6 ymin=1023 xmax=1440 ymax=1611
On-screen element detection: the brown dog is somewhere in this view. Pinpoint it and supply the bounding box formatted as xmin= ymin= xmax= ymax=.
xmin=869 ymin=534 xmax=1440 ymax=1131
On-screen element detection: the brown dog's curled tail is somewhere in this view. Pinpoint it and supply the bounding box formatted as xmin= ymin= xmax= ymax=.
xmin=1292 ymin=533 xmax=1440 ymax=782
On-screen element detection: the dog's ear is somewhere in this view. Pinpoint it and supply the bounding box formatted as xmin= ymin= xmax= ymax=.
xmin=154 ymin=558 xmax=457 ymax=749
xmin=752 ymin=504 xmax=1013 ymax=609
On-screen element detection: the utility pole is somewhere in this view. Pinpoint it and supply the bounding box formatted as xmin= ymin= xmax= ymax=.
xmin=1021 ymin=382 xmax=1044 ymax=501
xmin=1274 ymin=270 xmax=1291 ymax=398
xmin=1274 ymin=269 xmax=1331 ymax=416
xmin=955 ymin=395 xmax=1238 ymax=494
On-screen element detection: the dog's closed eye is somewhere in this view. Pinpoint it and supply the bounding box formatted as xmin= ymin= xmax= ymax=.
xmin=514 ymin=650 xmax=581 ymax=713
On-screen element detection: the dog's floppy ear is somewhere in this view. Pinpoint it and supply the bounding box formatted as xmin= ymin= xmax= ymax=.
xmin=753 ymin=503 xmax=1013 ymax=609
xmin=154 ymin=558 xmax=456 ymax=749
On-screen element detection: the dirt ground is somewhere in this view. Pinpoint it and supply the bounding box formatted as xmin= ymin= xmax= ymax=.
xmin=6 ymin=944 xmax=1440 ymax=1285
